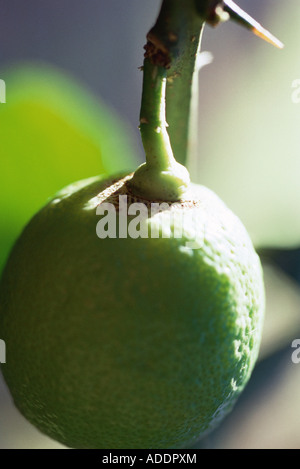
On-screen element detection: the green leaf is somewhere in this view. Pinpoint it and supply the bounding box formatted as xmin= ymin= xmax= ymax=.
xmin=0 ymin=63 xmax=139 ymax=271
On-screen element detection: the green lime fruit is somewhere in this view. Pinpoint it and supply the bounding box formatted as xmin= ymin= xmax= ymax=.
xmin=0 ymin=171 xmax=264 ymax=449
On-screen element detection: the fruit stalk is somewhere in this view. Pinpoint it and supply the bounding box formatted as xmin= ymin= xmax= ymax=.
xmin=148 ymin=0 xmax=205 ymax=166
xmin=128 ymin=0 xmax=206 ymax=201
xmin=128 ymin=55 xmax=191 ymax=201
xmin=139 ymin=59 xmax=175 ymax=172
xmin=129 ymin=0 xmax=283 ymax=202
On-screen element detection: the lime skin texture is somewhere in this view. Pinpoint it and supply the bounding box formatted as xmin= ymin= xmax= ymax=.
xmin=0 ymin=173 xmax=264 ymax=449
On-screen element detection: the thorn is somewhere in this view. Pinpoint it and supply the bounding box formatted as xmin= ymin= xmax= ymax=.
xmin=223 ymin=0 xmax=284 ymax=49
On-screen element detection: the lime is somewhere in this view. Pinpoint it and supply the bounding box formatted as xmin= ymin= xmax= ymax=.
xmin=0 ymin=172 xmax=264 ymax=449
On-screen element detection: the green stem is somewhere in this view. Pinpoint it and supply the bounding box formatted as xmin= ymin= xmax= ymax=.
xmin=128 ymin=57 xmax=190 ymax=201
xmin=146 ymin=0 xmax=205 ymax=166
xmin=128 ymin=1 xmax=235 ymax=201
xmin=128 ymin=0 xmax=282 ymax=202
xmin=128 ymin=0 xmax=206 ymax=201
xmin=139 ymin=59 xmax=174 ymax=171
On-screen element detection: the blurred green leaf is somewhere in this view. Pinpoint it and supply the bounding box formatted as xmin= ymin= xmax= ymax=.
xmin=0 ymin=63 xmax=139 ymax=271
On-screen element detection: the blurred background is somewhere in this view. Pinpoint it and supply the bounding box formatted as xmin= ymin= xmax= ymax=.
xmin=0 ymin=0 xmax=300 ymax=449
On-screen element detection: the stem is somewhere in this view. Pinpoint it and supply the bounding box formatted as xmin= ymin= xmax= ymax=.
xmin=128 ymin=57 xmax=190 ymax=201
xmin=130 ymin=0 xmax=282 ymax=198
xmin=149 ymin=0 xmax=205 ymax=166
xmin=139 ymin=59 xmax=176 ymax=171
xmin=128 ymin=0 xmax=205 ymax=201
